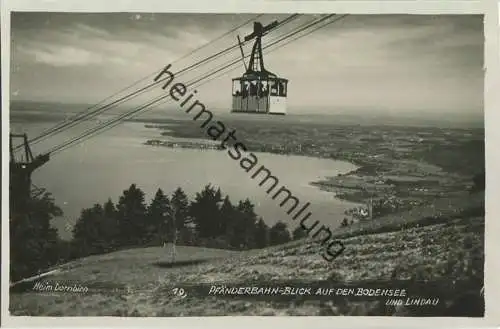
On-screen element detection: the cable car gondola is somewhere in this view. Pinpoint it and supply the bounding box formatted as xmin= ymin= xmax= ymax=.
xmin=232 ymin=21 xmax=288 ymax=115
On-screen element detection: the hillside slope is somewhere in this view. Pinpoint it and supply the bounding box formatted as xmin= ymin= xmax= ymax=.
xmin=9 ymin=192 xmax=484 ymax=316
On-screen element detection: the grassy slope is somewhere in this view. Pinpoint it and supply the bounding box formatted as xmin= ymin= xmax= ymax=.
xmin=10 ymin=192 xmax=484 ymax=316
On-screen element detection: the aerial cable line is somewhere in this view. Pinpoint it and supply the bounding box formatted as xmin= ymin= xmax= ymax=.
xmin=16 ymin=38 xmax=246 ymax=153
xmin=25 ymin=14 xmax=299 ymax=152
xmin=48 ymin=14 xmax=340 ymax=156
xmin=35 ymin=18 xmax=281 ymax=147
xmin=150 ymin=14 xmax=319 ymax=108
xmin=48 ymin=14 xmax=333 ymax=155
xmin=166 ymin=14 xmax=301 ymax=79
xmin=267 ymin=14 xmax=348 ymax=53
xmin=154 ymin=14 xmax=334 ymax=93
xmin=152 ymin=14 xmax=342 ymax=110
xmin=48 ymin=94 xmax=173 ymax=155
xmin=152 ymin=14 xmax=341 ymax=109
xmin=17 ymin=14 xmax=300 ymax=154
xmin=153 ymin=14 xmax=328 ymax=104
xmin=16 ymin=14 xmax=265 ymax=151
xmin=48 ymin=14 xmax=338 ymax=155
xmin=21 ymin=13 xmax=264 ymax=147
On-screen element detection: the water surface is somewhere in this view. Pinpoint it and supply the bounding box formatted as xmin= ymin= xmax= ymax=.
xmin=11 ymin=120 xmax=358 ymax=239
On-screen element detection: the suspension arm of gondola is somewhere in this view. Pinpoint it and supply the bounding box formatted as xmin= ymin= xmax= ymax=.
xmin=237 ymin=35 xmax=247 ymax=71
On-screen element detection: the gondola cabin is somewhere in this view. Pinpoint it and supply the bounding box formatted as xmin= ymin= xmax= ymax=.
xmin=231 ymin=21 xmax=288 ymax=115
xmin=232 ymin=74 xmax=288 ymax=115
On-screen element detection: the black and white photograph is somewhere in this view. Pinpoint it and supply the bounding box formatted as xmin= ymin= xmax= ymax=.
xmin=3 ymin=7 xmax=490 ymax=320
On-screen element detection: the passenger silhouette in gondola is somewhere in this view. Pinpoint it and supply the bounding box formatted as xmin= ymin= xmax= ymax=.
xmin=242 ymin=81 xmax=249 ymax=98
xmin=258 ymin=82 xmax=268 ymax=98
xmin=249 ymin=81 xmax=258 ymax=96
xmin=262 ymin=82 xmax=269 ymax=96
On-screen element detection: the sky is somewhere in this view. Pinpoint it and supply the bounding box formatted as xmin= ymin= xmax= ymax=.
xmin=10 ymin=13 xmax=484 ymax=117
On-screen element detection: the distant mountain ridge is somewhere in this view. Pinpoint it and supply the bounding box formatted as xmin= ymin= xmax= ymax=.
xmin=10 ymin=100 xmax=484 ymax=129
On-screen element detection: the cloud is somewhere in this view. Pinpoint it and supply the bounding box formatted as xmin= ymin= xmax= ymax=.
xmin=19 ymin=45 xmax=104 ymax=67
xmin=9 ymin=13 xmax=483 ymax=114
xmin=73 ymin=23 xmax=111 ymax=38
xmin=13 ymin=24 xmax=170 ymax=69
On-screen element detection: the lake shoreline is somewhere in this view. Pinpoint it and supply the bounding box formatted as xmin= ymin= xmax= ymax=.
xmin=19 ymin=119 xmax=362 ymax=239
xmin=143 ymin=137 xmax=364 ymax=207
xmin=143 ymin=118 xmax=478 ymax=222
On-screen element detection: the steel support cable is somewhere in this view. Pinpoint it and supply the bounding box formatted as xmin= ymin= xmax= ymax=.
xmin=48 ymin=14 xmax=335 ymax=156
xmin=267 ymin=14 xmax=348 ymax=53
xmin=48 ymin=14 xmax=332 ymax=155
xmin=16 ymin=14 xmax=265 ymax=151
xmin=30 ymin=15 xmax=311 ymax=152
xmin=47 ymin=15 xmax=322 ymax=155
xmin=157 ymin=14 xmax=335 ymax=92
xmin=19 ymin=42 xmax=245 ymax=152
xmin=48 ymin=58 xmax=245 ymax=156
xmin=172 ymin=14 xmax=300 ymax=78
xmin=152 ymin=14 xmax=331 ymax=103
xmin=20 ymin=15 xmax=304 ymax=154
xmin=48 ymin=14 xmax=339 ymax=156
xmin=37 ymin=15 xmax=303 ymax=154
xmin=152 ymin=14 xmax=344 ymax=109
xmin=48 ymin=94 xmax=173 ymax=155
xmin=48 ymin=56 xmax=242 ymax=156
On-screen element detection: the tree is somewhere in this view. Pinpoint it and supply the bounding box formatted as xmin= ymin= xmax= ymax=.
xmin=10 ymin=190 xmax=62 ymax=281
xmin=269 ymin=221 xmax=291 ymax=246
xmin=226 ymin=217 xmax=243 ymax=249
xmin=254 ymin=218 xmax=270 ymax=248
xmin=146 ymin=189 xmax=171 ymax=244
xmin=170 ymin=187 xmax=192 ymax=244
xmin=219 ymin=196 xmax=235 ymax=238
xmin=230 ymin=199 xmax=259 ymax=249
xmin=292 ymin=225 xmax=308 ymax=240
xmin=101 ymin=198 xmax=119 ymax=248
xmin=190 ymin=184 xmax=223 ymax=239
xmin=116 ymin=184 xmax=148 ymax=246
xmin=72 ymin=204 xmax=104 ymax=256
xmin=71 ymin=199 xmax=120 ymax=258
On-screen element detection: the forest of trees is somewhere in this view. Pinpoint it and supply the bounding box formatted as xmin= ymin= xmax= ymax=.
xmin=10 ymin=190 xmax=72 ymax=281
xmin=70 ymin=184 xmax=305 ymax=259
xmin=11 ymin=170 xmax=486 ymax=282
xmin=11 ymin=183 xmax=307 ymax=281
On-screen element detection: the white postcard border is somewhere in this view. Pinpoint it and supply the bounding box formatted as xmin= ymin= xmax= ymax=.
xmin=1 ymin=0 xmax=498 ymax=328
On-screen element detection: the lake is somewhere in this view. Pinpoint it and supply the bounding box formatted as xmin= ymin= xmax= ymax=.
xmin=11 ymin=119 xmax=359 ymax=239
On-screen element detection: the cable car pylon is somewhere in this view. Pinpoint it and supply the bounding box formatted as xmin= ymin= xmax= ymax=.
xmin=232 ymin=21 xmax=289 ymax=115
xmin=9 ymin=133 xmax=50 ymax=213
